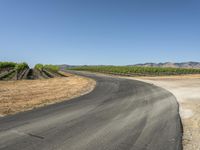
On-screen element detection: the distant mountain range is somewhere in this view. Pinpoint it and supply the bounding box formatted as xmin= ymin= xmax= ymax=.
xmin=58 ymin=64 xmax=77 ymax=70
xmin=132 ymin=62 xmax=200 ymax=69
xmin=58 ymin=62 xmax=200 ymax=69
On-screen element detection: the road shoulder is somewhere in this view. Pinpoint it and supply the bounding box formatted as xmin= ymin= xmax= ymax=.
xmin=130 ymin=75 xmax=200 ymax=150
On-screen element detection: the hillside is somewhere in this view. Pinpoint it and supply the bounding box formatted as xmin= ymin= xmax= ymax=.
xmin=132 ymin=61 xmax=200 ymax=69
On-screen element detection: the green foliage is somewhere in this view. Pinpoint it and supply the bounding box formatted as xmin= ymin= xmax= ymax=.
xmin=34 ymin=64 xmax=44 ymax=70
xmin=0 ymin=62 xmax=17 ymax=69
xmin=70 ymin=66 xmax=200 ymax=76
xmin=15 ymin=62 xmax=29 ymax=71
xmin=44 ymin=65 xmax=59 ymax=72
xmin=34 ymin=64 xmax=59 ymax=72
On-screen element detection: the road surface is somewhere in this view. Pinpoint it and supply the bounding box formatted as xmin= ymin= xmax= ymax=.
xmin=0 ymin=71 xmax=182 ymax=150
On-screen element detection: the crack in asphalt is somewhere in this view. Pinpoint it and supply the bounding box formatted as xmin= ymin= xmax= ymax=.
xmin=27 ymin=133 xmax=44 ymax=140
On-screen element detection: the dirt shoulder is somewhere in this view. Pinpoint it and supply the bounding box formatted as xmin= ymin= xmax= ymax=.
xmin=0 ymin=74 xmax=96 ymax=116
xmin=130 ymin=74 xmax=200 ymax=150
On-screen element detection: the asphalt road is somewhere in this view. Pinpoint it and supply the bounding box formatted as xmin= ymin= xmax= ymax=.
xmin=0 ymin=71 xmax=182 ymax=150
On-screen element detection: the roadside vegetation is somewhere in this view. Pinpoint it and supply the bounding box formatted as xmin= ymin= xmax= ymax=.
xmin=0 ymin=62 xmax=96 ymax=116
xmin=0 ymin=72 xmax=95 ymax=116
xmin=34 ymin=64 xmax=62 ymax=79
xmin=0 ymin=62 xmax=63 ymax=80
xmin=0 ymin=62 xmax=17 ymax=69
xmin=35 ymin=64 xmax=59 ymax=72
xmin=0 ymin=62 xmax=29 ymax=80
xmin=70 ymin=65 xmax=200 ymax=76
xmin=44 ymin=64 xmax=59 ymax=72
xmin=15 ymin=62 xmax=29 ymax=71
xmin=34 ymin=63 xmax=43 ymax=70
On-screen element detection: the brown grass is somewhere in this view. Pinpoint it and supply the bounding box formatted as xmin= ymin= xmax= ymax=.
xmin=0 ymin=75 xmax=95 ymax=116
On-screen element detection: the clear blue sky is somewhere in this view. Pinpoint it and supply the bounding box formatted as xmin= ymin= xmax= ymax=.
xmin=0 ymin=0 xmax=200 ymax=66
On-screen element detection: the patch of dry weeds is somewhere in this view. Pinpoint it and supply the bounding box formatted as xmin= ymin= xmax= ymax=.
xmin=0 ymin=75 xmax=95 ymax=116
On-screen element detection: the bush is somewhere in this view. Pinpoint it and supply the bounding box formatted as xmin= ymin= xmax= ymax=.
xmin=44 ymin=65 xmax=59 ymax=72
xmin=35 ymin=64 xmax=59 ymax=72
xmin=15 ymin=62 xmax=29 ymax=71
xmin=0 ymin=62 xmax=17 ymax=69
xmin=34 ymin=64 xmax=44 ymax=70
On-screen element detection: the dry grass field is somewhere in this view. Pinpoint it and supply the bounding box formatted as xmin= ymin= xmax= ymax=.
xmin=0 ymin=75 xmax=95 ymax=116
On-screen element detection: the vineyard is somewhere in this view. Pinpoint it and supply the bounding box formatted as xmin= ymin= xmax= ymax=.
xmin=34 ymin=64 xmax=62 ymax=79
xmin=0 ymin=62 xmax=63 ymax=80
xmin=70 ymin=65 xmax=200 ymax=76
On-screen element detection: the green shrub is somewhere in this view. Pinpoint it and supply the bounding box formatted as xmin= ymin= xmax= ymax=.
xmin=34 ymin=64 xmax=44 ymax=70
xmin=0 ymin=62 xmax=17 ymax=69
xmin=15 ymin=62 xmax=29 ymax=71
xmin=34 ymin=64 xmax=59 ymax=72
xmin=44 ymin=64 xmax=59 ymax=72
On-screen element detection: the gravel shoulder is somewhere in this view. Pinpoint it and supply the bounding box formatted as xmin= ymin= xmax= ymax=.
xmin=0 ymin=74 xmax=96 ymax=116
xmin=130 ymin=75 xmax=200 ymax=150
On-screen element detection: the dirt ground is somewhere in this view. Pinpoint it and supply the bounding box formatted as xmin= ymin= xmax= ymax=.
xmin=0 ymin=75 xmax=95 ymax=116
xmin=131 ymin=75 xmax=200 ymax=150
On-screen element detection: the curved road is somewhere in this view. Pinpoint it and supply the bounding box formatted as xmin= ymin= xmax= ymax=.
xmin=0 ymin=71 xmax=182 ymax=150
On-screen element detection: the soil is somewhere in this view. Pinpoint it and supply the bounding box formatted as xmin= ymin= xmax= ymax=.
xmin=0 ymin=74 xmax=95 ymax=116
